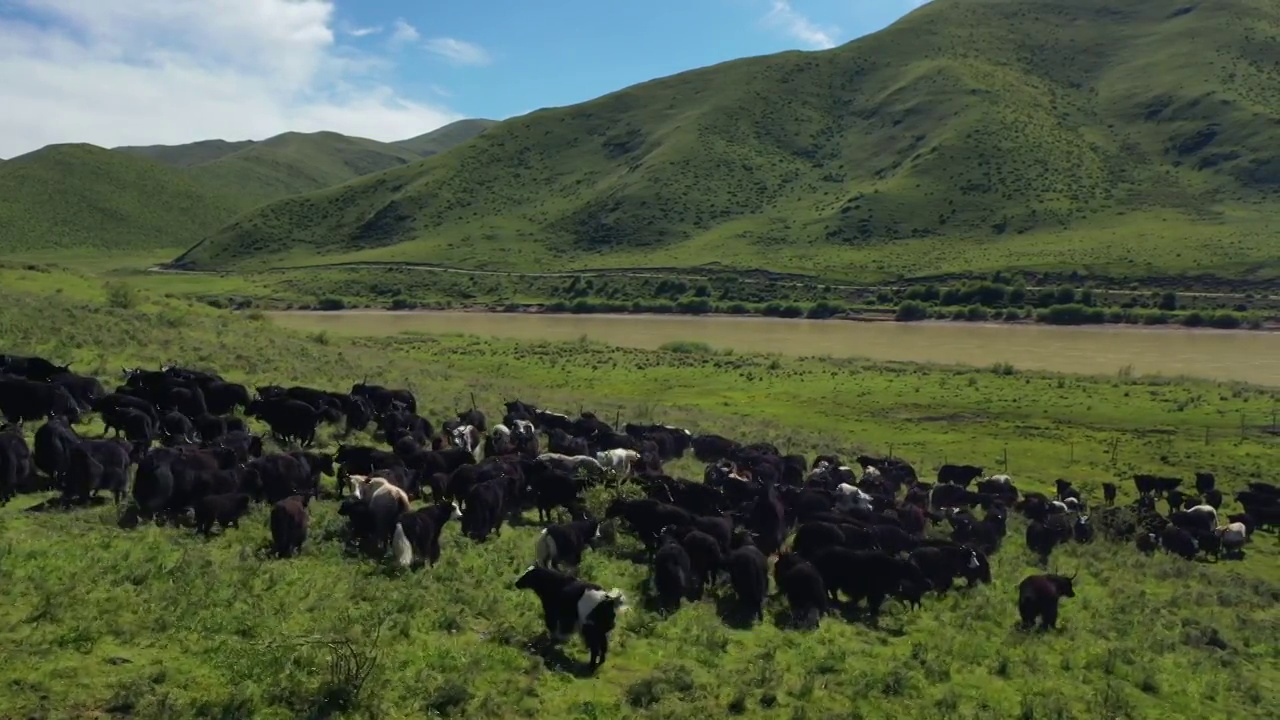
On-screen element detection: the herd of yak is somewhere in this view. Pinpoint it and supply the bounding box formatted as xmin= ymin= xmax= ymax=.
xmin=0 ymin=353 xmax=1275 ymax=670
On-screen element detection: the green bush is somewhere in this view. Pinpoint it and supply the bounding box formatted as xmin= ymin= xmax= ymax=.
xmin=895 ymin=300 xmax=929 ymax=322
xmin=316 ymin=297 xmax=346 ymax=311
xmin=1207 ymin=312 xmax=1243 ymax=329
xmin=104 ymin=281 xmax=138 ymax=310
xmin=658 ymin=340 xmax=715 ymax=354
xmin=1035 ymin=304 xmax=1106 ymax=325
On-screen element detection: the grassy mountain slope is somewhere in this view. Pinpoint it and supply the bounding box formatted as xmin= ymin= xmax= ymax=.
xmin=178 ymin=0 xmax=1280 ymax=280
xmin=182 ymin=131 xmax=426 ymax=207
xmin=393 ymin=118 xmax=498 ymax=157
xmin=114 ymin=139 xmax=257 ymax=167
xmin=0 ymin=144 xmax=245 ymax=255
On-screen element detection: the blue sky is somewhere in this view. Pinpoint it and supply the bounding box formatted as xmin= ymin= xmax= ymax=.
xmin=339 ymin=0 xmax=922 ymax=118
xmin=0 ymin=0 xmax=927 ymax=157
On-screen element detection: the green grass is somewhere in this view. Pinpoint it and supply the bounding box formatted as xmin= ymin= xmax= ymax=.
xmin=0 ymin=268 xmax=1278 ymax=718
xmin=177 ymin=0 xmax=1280 ymax=285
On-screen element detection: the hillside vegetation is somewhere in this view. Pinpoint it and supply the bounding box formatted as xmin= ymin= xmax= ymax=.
xmin=393 ymin=118 xmax=498 ymax=157
xmin=0 ymin=122 xmax=496 ymax=258
xmin=176 ymin=0 xmax=1280 ymax=281
xmin=0 ymin=145 xmax=244 ymax=255
xmin=180 ymin=132 xmax=426 ymax=207
xmin=113 ymin=139 xmax=258 ymax=168
xmin=0 ymin=266 xmax=1277 ymax=718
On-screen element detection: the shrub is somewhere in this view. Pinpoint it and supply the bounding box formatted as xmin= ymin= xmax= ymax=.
xmin=895 ymin=300 xmax=929 ymax=322
xmin=316 ymin=297 xmax=346 ymax=311
xmin=805 ymin=300 xmax=845 ymax=319
xmin=659 ymin=340 xmax=715 ymax=354
xmin=1035 ymin=304 xmax=1106 ymax=325
xmin=1180 ymin=311 xmax=1205 ymax=328
xmin=104 ymin=282 xmax=138 ymax=310
xmin=1207 ymin=312 xmax=1243 ymax=329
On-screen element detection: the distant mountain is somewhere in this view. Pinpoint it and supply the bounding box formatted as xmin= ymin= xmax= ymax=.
xmin=176 ymin=0 xmax=1280 ymax=280
xmin=0 ymin=144 xmax=244 ymax=255
xmin=114 ymin=139 xmax=258 ymax=168
xmin=114 ymin=122 xmax=497 ymax=207
xmin=179 ymin=131 xmax=425 ymax=207
xmin=392 ymin=119 xmax=498 ymax=157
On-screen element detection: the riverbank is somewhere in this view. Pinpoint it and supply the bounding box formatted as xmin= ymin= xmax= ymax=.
xmin=266 ymin=309 xmax=1280 ymax=386
xmin=270 ymin=306 xmax=1280 ymax=333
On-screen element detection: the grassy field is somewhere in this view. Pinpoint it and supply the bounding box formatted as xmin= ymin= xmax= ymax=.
xmin=0 ymin=269 xmax=1277 ymax=718
xmin=176 ymin=0 xmax=1280 ymax=283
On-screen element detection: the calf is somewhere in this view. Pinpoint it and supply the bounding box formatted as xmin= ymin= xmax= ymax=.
xmin=513 ymin=566 xmax=628 ymax=669
xmin=193 ymin=492 xmax=252 ymax=535
xmin=810 ymin=547 xmax=930 ymax=616
xmin=270 ymin=495 xmax=311 ymax=558
xmin=726 ymin=539 xmax=769 ymax=623
xmin=596 ymin=448 xmax=640 ymax=478
xmin=937 ymin=464 xmax=983 ymax=487
xmin=534 ymin=517 xmax=601 ymax=573
xmin=773 ymin=552 xmax=827 ymax=629
xmin=0 ymin=430 xmax=30 ymax=504
xmin=392 ymin=502 xmax=463 ymax=568
xmin=651 ymin=529 xmax=694 ymax=610
xmin=1216 ymin=522 xmax=1249 ymax=558
xmin=1017 ymin=573 xmax=1076 ymax=630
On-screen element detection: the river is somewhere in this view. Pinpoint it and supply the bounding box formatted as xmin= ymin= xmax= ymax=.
xmin=266 ymin=310 xmax=1280 ymax=386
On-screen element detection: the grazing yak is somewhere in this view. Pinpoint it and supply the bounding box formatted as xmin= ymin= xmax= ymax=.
xmin=514 ymin=566 xmax=628 ymax=670
xmin=270 ymin=495 xmax=311 ymax=558
xmin=534 ymin=516 xmax=601 ymax=574
xmin=1017 ymin=572 xmax=1077 ymax=630
xmin=392 ymin=501 xmax=463 ymax=568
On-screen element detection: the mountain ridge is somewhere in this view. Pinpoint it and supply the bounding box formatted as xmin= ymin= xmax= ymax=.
xmin=0 ymin=120 xmax=496 ymax=255
xmin=172 ymin=0 xmax=1280 ymax=278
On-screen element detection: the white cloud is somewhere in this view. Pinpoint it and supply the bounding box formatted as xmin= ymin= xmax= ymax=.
xmin=389 ymin=17 xmax=419 ymax=45
xmin=424 ymin=37 xmax=492 ymax=67
xmin=762 ymin=0 xmax=838 ymax=50
xmin=344 ymin=25 xmax=381 ymax=37
xmin=0 ymin=0 xmax=463 ymax=157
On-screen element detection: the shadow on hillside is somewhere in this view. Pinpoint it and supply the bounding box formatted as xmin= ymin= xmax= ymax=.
xmin=714 ymin=592 xmax=762 ymax=630
xmin=528 ymin=636 xmax=598 ymax=678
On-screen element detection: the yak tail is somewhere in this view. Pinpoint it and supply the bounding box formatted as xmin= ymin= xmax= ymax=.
xmin=534 ymin=529 xmax=555 ymax=568
xmin=607 ymin=588 xmax=630 ymax=614
xmin=392 ymin=522 xmax=413 ymax=567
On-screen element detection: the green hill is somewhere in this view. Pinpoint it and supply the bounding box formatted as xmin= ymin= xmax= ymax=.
xmin=393 ymin=118 xmax=498 ymax=157
xmin=0 ymin=144 xmax=245 ymax=255
xmin=177 ymin=0 xmax=1280 ymax=281
xmin=181 ymin=131 xmax=426 ymax=207
xmin=114 ymin=139 xmax=258 ymax=167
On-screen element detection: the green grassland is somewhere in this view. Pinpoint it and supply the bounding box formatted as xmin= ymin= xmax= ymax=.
xmin=176 ymin=0 xmax=1280 ymax=284
xmin=0 ymin=267 xmax=1277 ymax=718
